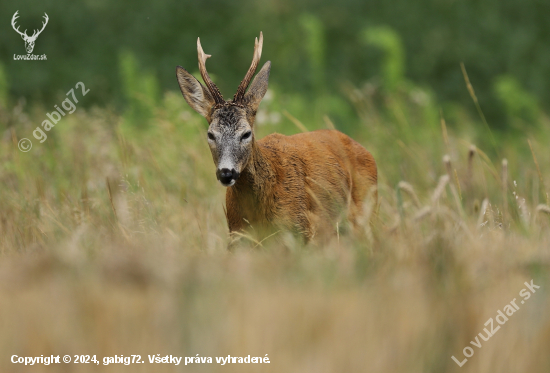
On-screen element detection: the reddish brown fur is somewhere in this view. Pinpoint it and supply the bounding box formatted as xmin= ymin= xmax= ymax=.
xmin=225 ymin=129 xmax=377 ymax=242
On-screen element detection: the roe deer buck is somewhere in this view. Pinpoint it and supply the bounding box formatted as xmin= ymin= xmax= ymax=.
xmin=176 ymin=32 xmax=377 ymax=244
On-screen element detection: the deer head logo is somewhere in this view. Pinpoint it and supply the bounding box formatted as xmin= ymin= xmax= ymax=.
xmin=11 ymin=11 xmax=49 ymax=54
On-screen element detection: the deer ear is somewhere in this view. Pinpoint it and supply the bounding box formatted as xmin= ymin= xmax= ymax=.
xmin=244 ymin=61 xmax=271 ymax=112
xmin=176 ymin=66 xmax=215 ymax=119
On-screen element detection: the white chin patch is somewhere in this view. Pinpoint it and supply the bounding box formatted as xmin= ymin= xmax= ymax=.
xmin=219 ymin=179 xmax=236 ymax=187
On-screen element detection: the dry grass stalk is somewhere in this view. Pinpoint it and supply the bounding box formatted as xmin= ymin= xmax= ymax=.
xmin=467 ymin=145 xmax=476 ymax=189
xmin=443 ymin=155 xmax=453 ymax=181
xmin=528 ymin=139 xmax=548 ymax=205
xmin=397 ymin=181 xmax=421 ymax=207
xmin=453 ymin=169 xmax=462 ymax=200
xmin=440 ymin=113 xmax=449 ymax=149
xmin=460 ymin=62 xmax=497 ymax=153
xmin=106 ymin=177 xmax=118 ymax=221
xmin=283 ymin=110 xmax=308 ymax=132
xmin=323 ymin=115 xmax=336 ymax=130
xmin=413 ymin=206 xmax=432 ymax=221
xmin=443 ymin=156 xmax=462 ymax=211
xmin=502 ymin=159 xmax=508 ymax=221
xmin=360 ymin=186 xmax=378 ymax=243
xmin=519 ymin=199 xmax=530 ymax=228
xmin=477 ymin=198 xmax=489 ymax=228
xmin=431 ymin=175 xmax=449 ymax=204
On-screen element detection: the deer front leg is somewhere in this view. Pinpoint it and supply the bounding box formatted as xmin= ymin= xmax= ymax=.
xmin=288 ymin=210 xmax=319 ymax=245
xmin=225 ymin=193 xmax=246 ymax=250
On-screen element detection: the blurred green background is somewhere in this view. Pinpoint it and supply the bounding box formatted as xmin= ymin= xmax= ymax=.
xmin=1 ymin=0 xmax=549 ymax=133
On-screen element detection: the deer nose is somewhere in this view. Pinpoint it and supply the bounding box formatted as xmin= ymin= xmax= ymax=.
xmin=217 ymin=168 xmax=239 ymax=186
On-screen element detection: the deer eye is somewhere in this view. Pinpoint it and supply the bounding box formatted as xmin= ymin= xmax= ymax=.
xmin=241 ymin=131 xmax=252 ymax=141
xmin=207 ymin=132 xmax=215 ymax=141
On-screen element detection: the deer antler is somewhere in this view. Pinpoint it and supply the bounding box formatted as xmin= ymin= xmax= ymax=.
xmin=11 ymin=11 xmax=28 ymax=38
xmin=233 ymin=32 xmax=263 ymax=103
xmin=197 ymin=38 xmax=225 ymax=105
xmin=30 ymin=13 xmax=49 ymax=38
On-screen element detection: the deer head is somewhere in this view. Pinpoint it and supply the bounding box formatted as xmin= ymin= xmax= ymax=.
xmin=176 ymin=32 xmax=271 ymax=187
xmin=12 ymin=11 xmax=49 ymax=54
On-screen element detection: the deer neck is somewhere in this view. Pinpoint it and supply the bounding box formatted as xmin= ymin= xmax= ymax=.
xmin=234 ymin=141 xmax=275 ymax=198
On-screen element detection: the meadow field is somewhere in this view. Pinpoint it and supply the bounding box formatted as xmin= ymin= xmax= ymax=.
xmin=1 ymin=64 xmax=549 ymax=372
xmin=2 ymin=0 xmax=550 ymax=369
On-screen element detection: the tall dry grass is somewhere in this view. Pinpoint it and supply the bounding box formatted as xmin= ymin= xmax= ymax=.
xmin=0 ymin=87 xmax=549 ymax=372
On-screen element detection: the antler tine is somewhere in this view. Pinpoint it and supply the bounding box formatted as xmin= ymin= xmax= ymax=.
xmin=197 ymin=37 xmax=224 ymax=105
xmin=11 ymin=11 xmax=27 ymax=37
xmin=233 ymin=32 xmax=263 ymax=103
xmin=31 ymin=13 xmax=48 ymax=38
xmin=39 ymin=13 xmax=48 ymax=33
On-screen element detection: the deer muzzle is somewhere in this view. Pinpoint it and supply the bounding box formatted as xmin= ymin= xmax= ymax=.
xmin=216 ymin=168 xmax=240 ymax=187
